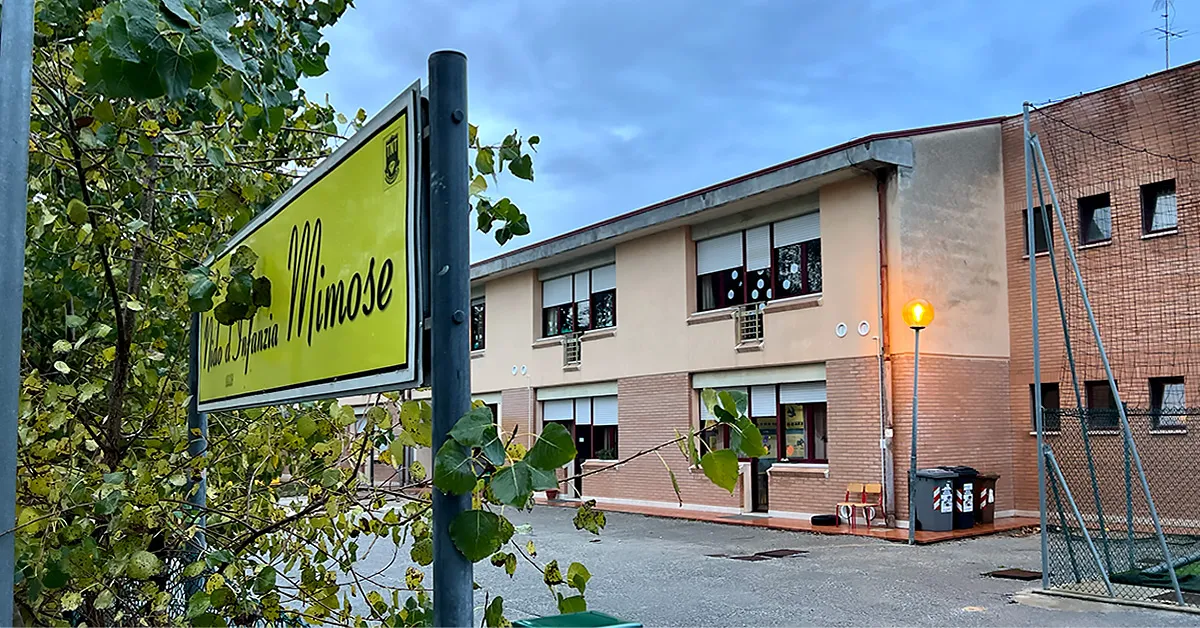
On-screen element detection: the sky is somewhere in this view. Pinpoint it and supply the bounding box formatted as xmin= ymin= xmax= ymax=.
xmin=303 ymin=0 xmax=1200 ymax=262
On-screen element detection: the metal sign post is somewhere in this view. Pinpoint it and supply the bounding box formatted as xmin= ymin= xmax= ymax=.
xmin=0 ymin=0 xmax=36 ymax=622
xmin=427 ymin=50 xmax=474 ymax=628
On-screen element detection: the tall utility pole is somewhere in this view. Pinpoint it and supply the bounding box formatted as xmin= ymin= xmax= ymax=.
xmin=1154 ymin=0 xmax=1188 ymax=69
xmin=0 ymin=0 xmax=36 ymax=623
xmin=427 ymin=50 xmax=474 ymax=628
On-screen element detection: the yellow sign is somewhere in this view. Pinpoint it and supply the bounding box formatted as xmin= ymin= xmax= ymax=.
xmin=198 ymin=85 xmax=421 ymax=411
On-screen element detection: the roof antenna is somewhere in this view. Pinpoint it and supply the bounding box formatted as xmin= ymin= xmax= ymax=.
xmin=1153 ymin=0 xmax=1188 ymax=69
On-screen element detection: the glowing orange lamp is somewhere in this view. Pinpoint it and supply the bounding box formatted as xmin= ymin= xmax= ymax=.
xmin=902 ymin=298 xmax=935 ymax=330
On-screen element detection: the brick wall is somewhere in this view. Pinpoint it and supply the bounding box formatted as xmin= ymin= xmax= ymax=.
xmin=890 ymin=353 xmax=1013 ymax=520
xmin=1003 ymin=62 xmax=1200 ymax=514
xmin=768 ymin=356 xmax=881 ymax=516
xmin=581 ymin=372 xmax=744 ymax=510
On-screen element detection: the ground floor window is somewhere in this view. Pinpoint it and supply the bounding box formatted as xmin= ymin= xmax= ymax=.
xmin=542 ymin=396 xmax=618 ymax=460
xmin=697 ymin=384 xmax=827 ymax=463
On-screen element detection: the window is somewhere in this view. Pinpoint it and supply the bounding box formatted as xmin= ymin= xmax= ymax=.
xmin=541 ymin=264 xmax=616 ymax=337
xmin=470 ymin=298 xmax=485 ymax=351
xmin=541 ymin=395 xmax=618 ymax=460
xmin=1030 ymin=382 xmax=1061 ymax=432
xmin=1141 ymin=179 xmax=1177 ymax=234
xmin=1085 ymin=380 xmax=1119 ymax=430
xmin=697 ymin=382 xmax=827 ymax=463
xmin=1150 ymin=377 xmax=1185 ymax=429
xmin=695 ymin=212 xmax=821 ymax=312
xmin=1023 ymin=206 xmax=1052 ymax=254
xmin=1078 ymin=193 xmax=1112 ymax=244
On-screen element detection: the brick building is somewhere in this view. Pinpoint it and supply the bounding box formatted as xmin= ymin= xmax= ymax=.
xmin=359 ymin=61 xmax=1200 ymax=528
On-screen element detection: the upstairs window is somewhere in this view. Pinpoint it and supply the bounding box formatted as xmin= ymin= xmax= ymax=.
xmin=470 ymin=298 xmax=485 ymax=351
xmin=1150 ymin=377 xmax=1185 ymax=429
xmin=541 ymin=264 xmax=616 ymax=338
xmin=695 ymin=212 xmax=821 ymax=312
xmin=1141 ymin=179 xmax=1177 ymax=234
xmin=1085 ymin=380 xmax=1119 ymax=430
xmin=1078 ymin=193 xmax=1112 ymax=244
xmin=1030 ymin=382 xmax=1061 ymax=432
xmin=1023 ymin=206 xmax=1052 ymax=255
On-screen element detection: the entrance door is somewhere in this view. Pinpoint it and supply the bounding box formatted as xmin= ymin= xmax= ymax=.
xmin=752 ymin=413 xmax=778 ymax=512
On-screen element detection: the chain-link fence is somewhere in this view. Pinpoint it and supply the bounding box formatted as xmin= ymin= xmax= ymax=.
xmin=1043 ymin=408 xmax=1200 ymax=606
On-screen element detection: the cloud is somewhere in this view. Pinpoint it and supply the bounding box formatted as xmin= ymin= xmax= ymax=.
xmin=304 ymin=0 xmax=1200 ymax=261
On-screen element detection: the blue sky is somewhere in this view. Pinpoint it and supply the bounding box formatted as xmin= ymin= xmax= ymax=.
xmin=304 ymin=0 xmax=1198 ymax=262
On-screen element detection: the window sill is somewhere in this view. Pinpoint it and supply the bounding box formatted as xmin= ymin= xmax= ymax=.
xmin=687 ymin=307 xmax=735 ymax=326
xmin=768 ymin=463 xmax=830 ymax=478
xmin=1150 ymin=428 xmax=1187 ymax=435
xmin=1029 ymin=431 xmax=1061 ymax=436
xmin=1083 ymin=429 xmax=1122 ymax=436
xmin=1078 ymin=239 xmax=1112 ymax=250
xmin=563 ymin=364 xmax=581 ymax=372
xmin=470 ymin=350 xmax=485 ymax=360
xmin=581 ymin=327 xmax=616 ymax=342
xmin=581 ymin=459 xmax=619 ymax=467
xmin=532 ymin=337 xmax=560 ymax=349
xmin=1021 ymin=252 xmax=1051 ymax=260
xmin=735 ymin=342 xmax=763 ymax=353
xmin=763 ymin=293 xmax=822 ymax=314
xmin=1142 ymin=229 xmax=1178 ymax=241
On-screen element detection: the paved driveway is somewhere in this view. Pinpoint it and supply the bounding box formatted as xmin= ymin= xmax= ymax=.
xmin=362 ymin=506 xmax=1196 ymax=626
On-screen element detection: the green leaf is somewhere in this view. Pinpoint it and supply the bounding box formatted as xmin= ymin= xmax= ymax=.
xmin=507 ymin=214 xmax=531 ymax=237
xmin=93 ymin=101 xmax=116 ymax=124
xmin=475 ymin=147 xmax=495 ymax=176
xmin=124 ymin=299 xmax=144 ymax=311
xmin=200 ymin=17 xmax=245 ymax=72
xmin=529 ymin=465 xmax=558 ymax=491
xmin=104 ymin=16 xmax=142 ymax=63
xmin=52 ymin=340 xmax=71 ymax=353
xmin=525 ymin=422 xmax=576 ymax=471
xmin=213 ymin=299 xmax=248 ymax=325
xmin=433 ymin=441 xmax=477 ymax=495
xmin=700 ymin=450 xmax=739 ymax=494
xmin=529 ymin=135 xmax=540 ymax=150
xmin=484 ymin=595 xmax=506 ymax=627
xmin=205 ymin=549 xmax=233 ymax=568
xmin=67 ymin=198 xmax=88 ymax=225
xmin=297 ymin=415 xmax=318 ymax=438
xmin=225 ymin=271 xmax=252 ymax=304
xmin=509 ymin=154 xmax=534 ymax=181
xmin=187 ymin=266 xmax=218 ymax=312
xmin=718 ymin=389 xmax=748 ymax=418
xmin=557 ymin=594 xmax=587 ymax=614
xmin=94 ymin=489 xmax=122 ymax=515
xmin=448 ymin=509 xmax=503 ymax=562
xmin=730 ymin=416 xmax=768 ymax=458
xmin=410 ymin=538 xmax=433 ymax=566
xmin=230 ymin=245 xmax=258 ymax=274
xmin=252 ymin=276 xmax=272 ymax=307
xmin=253 ymin=566 xmax=277 ymax=595
xmin=65 ymin=314 xmax=85 ymax=328
xmin=470 ymin=174 xmax=487 ymax=196
xmin=450 ymin=405 xmax=495 ymax=447
xmin=156 ymin=45 xmax=193 ymax=101
xmin=476 ymin=206 xmax=495 ymax=234
xmin=187 ymin=590 xmax=211 ymax=619
xmin=566 ymin=562 xmax=591 ymax=593
xmin=94 ymin=589 xmax=115 ymax=610
xmin=161 ymin=0 xmax=199 ymax=27
xmin=43 ymin=561 xmax=69 ymax=589
xmin=490 ymin=463 xmax=532 ymax=507
xmin=543 ymin=560 xmax=564 ymax=585
xmin=123 ymin=0 xmax=160 ymax=54
xmin=572 ymin=500 xmax=606 ymax=536
xmin=205 ymin=146 xmax=226 ymax=167
xmin=103 ymin=472 xmax=126 ymax=485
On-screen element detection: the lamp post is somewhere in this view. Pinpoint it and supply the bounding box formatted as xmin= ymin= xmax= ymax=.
xmin=902 ymin=298 xmax=934 ymax=545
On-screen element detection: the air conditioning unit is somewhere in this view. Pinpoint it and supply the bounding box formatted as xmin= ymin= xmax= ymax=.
xmin=563 ymin=332 xmax=582 ymax=366
xmin=736 ymin=304 xmax=764 ymax=345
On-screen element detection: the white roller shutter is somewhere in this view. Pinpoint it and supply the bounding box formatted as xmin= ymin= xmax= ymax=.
xmin=745 ymin=225 xmax=772 ymax=271
xmin=779 ymin=381 xmax=827 ymax=404
xmin=575 ymin=398 xmax=592 ymax=425
xmin=773 ymin=213 xmax=820 ymax=247
xmin=591 ymin=264 xmax=616 ymax=292
xmin=542 ymin=276 xmax=573 ymax=307
xmin=696 ymin=232 xmax=743 ymax=275
xmin=543 ymin=398 xmax=574 ymax=421
xmin=592 ymin=396 xmax=618 ymax=426
xmin=750 ymin=385 xmax=777 ymax=417
xmin=573 ymin=271 xmax=590 ymax=299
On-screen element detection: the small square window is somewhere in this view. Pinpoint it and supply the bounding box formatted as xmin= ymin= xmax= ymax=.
xmin=1030 ymin=383 xmax=1061 ymax=432
xmin=1078 ymin=193 xmax=1112 ymax=244
xmin=1150 ymin=377 xmax=1186 ymax=429
xmin=1023 ymin=206 xmax=1052 ymax=254
xmin=1141 ymin=179 xmax=1177 ymax=234
xmin=1085 ymin=380 xmax=1119 ymax=430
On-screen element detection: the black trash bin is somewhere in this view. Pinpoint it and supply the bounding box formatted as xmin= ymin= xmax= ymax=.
xmin=913 ymin=468 xmax=957 ymax=532
xmin=939 ymin=465 xmax=978 ymax=529
xmin=975 ymin=473 xmax=1000 ymax=524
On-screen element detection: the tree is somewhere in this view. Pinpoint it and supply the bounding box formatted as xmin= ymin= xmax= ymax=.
xmin=16 ymin=0 xmax=748 ymax=625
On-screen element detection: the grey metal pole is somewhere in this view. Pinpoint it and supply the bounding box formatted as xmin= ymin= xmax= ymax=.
xmin=1023 ymin=103 xmax=1049 ymax=590
xmin=1032 ymin=136 xmax=1184 ymax=605
xmin=428 ymin=50 xmax=474 ymax=628
xmin=185 ymin=313 xmax=208 ymax=597
xmin=908 ymin=327 xmax=920 ymax=545
xmin=0 ymin=0 xmax=35 ymax=622
xmin=1044 ymin=449 xmax=1114 ymax=595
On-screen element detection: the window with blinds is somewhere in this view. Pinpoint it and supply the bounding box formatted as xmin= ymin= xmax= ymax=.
xmin=540 ymin=395 xmax=619 ymax=460
xmin=695 ymin=211 xmax=821 ymax=312
xmin=696 ymin=381 xmax=828 ymax=463
xmin=542 ymin=264 xmax=617 ymax=337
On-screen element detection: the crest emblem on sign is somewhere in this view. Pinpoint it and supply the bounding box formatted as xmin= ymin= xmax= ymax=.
xmin=384 ymin=133 xmax=400 ymax=185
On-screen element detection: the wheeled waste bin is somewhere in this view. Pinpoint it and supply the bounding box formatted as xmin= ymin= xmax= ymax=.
xmin=975 ymin=473 xmax=1000 ymax=524
xmin=913 ymin=468 xmax=956 ymax=532
xmin=939 ymin=465 xmax=979 ymax=529
xmin=514 ymin=612 xmax=642 ymax=628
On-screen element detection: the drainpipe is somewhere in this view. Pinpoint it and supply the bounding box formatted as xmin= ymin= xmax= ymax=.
xmin=876 ymin=168 xmax=897 ymax=525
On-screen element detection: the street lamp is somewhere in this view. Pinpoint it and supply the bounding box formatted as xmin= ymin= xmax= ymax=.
xmin=902 ymin=298 xmax=934 ymax=545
